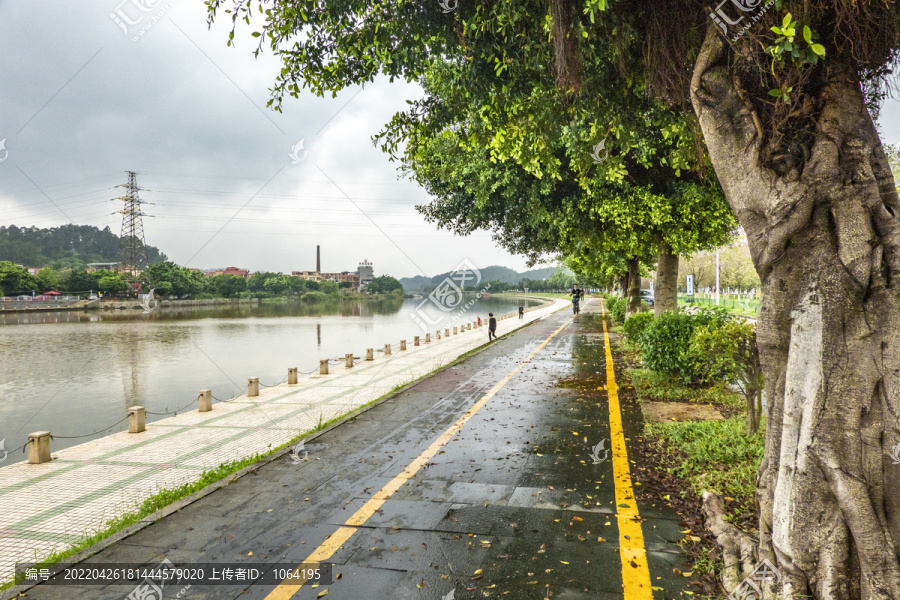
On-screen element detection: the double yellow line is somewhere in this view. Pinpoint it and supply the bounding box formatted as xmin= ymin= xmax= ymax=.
xmin=266 ymin=302 xmax=652 ymax=599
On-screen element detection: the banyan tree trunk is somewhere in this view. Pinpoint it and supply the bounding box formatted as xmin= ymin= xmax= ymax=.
xmin=625 ymin=256 xmax=642 ymax=318
xmin=691 ymin=28 xmax=900 ymax=599
xmin=654 ymin=240 xmax=679 ymax=316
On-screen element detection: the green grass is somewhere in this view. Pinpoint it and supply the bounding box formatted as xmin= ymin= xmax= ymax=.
xmin=645 ymin=416 xmax=764 ymax=505
xmin=628 ymin=368 xmax=744 ymax=411
xmin=678 ymin=294 xmax=758 ymax=317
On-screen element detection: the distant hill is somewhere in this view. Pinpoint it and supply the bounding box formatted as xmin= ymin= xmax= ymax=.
xmin=0 ymin=224 xmax=167 ymax=268
xmin=400 ymin=264 xmax=563 ymax=292
xmin=520 ymin=267 xmax=557 ymax=280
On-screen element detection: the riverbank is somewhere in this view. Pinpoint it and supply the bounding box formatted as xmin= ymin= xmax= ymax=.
xmin=0 ymin=297 xmax=260 ymax=314
xmin=0 ymin=298 xmax=563 ymax=588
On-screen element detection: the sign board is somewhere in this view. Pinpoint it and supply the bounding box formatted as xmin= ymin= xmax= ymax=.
xmin=686 ymin=275 xmax=694 ymax=296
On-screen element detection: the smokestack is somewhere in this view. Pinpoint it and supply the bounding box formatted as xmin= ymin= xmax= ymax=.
xmin=316 ymin=245 xmax=321 ymax=273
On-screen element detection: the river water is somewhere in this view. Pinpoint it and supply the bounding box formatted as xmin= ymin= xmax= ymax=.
xmin=0 ymin=295 xmax=540 ymax=455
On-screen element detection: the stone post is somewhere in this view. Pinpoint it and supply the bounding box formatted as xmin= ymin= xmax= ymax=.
xmin=453 ymin=326 xmax=458 ymax=335
xmin=384 ymin=344 xmax=392 ymax=356
xmin=248 ymin=377 xmax=259 ymax=397
xmin=400 ymin=340 xmax=407 ymax=351
xmin=425 ymin=333 xmax=431 ymax=343
xmin=199 ymin=389 xmax=212 ymax=412
xmin=27 ymin=431 xmax=51 ymax=464
xmin=445 ymin=328 xmax=450 ymax=337
xmin=414 ymin=336 xmax=420 ymax=346
xmin=288 ymin=367 xmax=298 ymax=385
xmin=128 ymin=406 xmax=146 ymax=433
xmin=320 ymin=359 xmax=329 ymax=375
xmin=366 ymin=348 xmax=374 ymax=361
xmin=345 ymin=353 xmax=354 ymax=368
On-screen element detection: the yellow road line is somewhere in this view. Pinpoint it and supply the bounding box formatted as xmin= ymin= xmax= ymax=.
xmin=264 ymin=314 xmax=573 ymax=600
xmin=601 ymin=301 xmax=653 ymax=599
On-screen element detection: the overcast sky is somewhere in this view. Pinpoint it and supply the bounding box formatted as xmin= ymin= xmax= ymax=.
xmin=2 ymin=2 xmax=900 ymax=279
xmin=0 ymin=0 xmax=545 ymax=279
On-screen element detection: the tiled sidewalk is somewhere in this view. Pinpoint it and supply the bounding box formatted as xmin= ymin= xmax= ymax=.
xmin=0 ymin=299 xmax=566 ymax=582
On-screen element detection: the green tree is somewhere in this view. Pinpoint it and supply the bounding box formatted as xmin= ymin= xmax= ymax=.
xmin=98 ymin=274 xmax=128 ymax=296
xmin=247 ymin=272 xmax=271 ymax=293
xmin=286 ymin=276 xmax=308 ymax=294
xmin=366 ymin=276 xmax=403 ymax=294
xmin=141 ymin=262 xmax=204 ymax=298
xmin=318 ymin=280 xmax=339 ymax=294
xmin=35 ymin=268 xmax=59 ymax=291
xmin=59 ymin=269 xmax=99 ymax=293
xmin=208 ymin=274 xmax=247 ymax=298
xmin=0 ymin=261 xmax=38 ymax=295
xmin=263 ymin=275 xmax=289 ymax=295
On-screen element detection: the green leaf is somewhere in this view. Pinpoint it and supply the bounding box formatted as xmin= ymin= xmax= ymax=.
xmin=802 ymin=25 xmax=812 ymax=44
xmin=811 ymin=43 xmax=826 ymax=56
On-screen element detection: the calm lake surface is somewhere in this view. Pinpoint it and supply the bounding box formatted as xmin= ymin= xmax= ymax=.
xmin=0 ymin=296 xmax=541 ymax=455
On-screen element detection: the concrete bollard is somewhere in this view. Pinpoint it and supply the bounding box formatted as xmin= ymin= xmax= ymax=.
xmin=467 ymin=323 xmax=472 ymax=330
xmin=345 ymin=353 xmax=354 ymax=368
xmin=320 ymin=359 xmax=329 ymax=375
xmin=248 ymin=378 xmax=259 ymax=397
xmin=445 ymin=328 xmax=450 ymax=337
xmin=385 ymin=343 xmax=392 ymax=356
xmin=128 ymin=406 xmax=146 ymax=434
xmin=199 ymin=389 xmax=212 ymax=412
xmin=366 ymin=348 xmax=374 ymax=361
xmin=425 ymin=333 xmax=431 ymax=343
xmin=400 ymin=340 xmax=407 ymax=351
xmin=27 ymin=431 xmax=51 ymax=464
xmin=414 ymin=336 xmax=420 ymax=347
xmin=288 ymin=367 xmax=298 ymax=385
xmin=453 ymin=326 xmax=458 ymax=335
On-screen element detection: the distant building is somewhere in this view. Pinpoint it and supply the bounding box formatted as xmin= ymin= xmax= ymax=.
xmin=205 ymin=266 xmax=250 ymax=280
xmin=86 ymin=262 xmax=119 ymax=273
xmin=292 ymin=270 xmax=360 ymax=286
xmin=358 ymin=259 xmax=374 ymax=290
xmin=290 ymin=246 xmax=363 ymax=288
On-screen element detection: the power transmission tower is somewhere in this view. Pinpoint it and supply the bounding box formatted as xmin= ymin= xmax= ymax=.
xmin=115 ymin=171 xmax=150 ymax=276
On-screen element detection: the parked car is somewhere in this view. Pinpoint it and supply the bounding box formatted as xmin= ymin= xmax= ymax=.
xmin=640 ymin=289 xmax=654 ymax=307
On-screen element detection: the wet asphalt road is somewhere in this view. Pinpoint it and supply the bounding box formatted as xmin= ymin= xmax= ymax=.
xmin=19 ymin=300 xmax=693 ymax=600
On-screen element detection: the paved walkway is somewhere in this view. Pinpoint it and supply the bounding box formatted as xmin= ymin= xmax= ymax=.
xmin=5 ymin=298 xmax=694 ymax=600
xmin=0 ymin=300 xmax=564 ymax=584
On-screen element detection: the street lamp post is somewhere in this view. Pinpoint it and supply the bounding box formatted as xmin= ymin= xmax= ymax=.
xmin=715 ymin=250 xmax=720 ymax=306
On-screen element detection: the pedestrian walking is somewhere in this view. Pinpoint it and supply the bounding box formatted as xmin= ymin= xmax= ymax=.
xmin=518 ymin=305 xmax=524 ymax=319
xmin=488 ymin=312 xmax=497 ymax=341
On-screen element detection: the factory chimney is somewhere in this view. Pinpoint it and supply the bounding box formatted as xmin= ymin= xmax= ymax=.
xmin=316 ymin=245 xmax=321 ymax=273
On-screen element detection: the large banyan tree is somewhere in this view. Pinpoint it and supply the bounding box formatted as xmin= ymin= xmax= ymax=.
xmin=208 ymin=0 xmax=900 ymax=596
